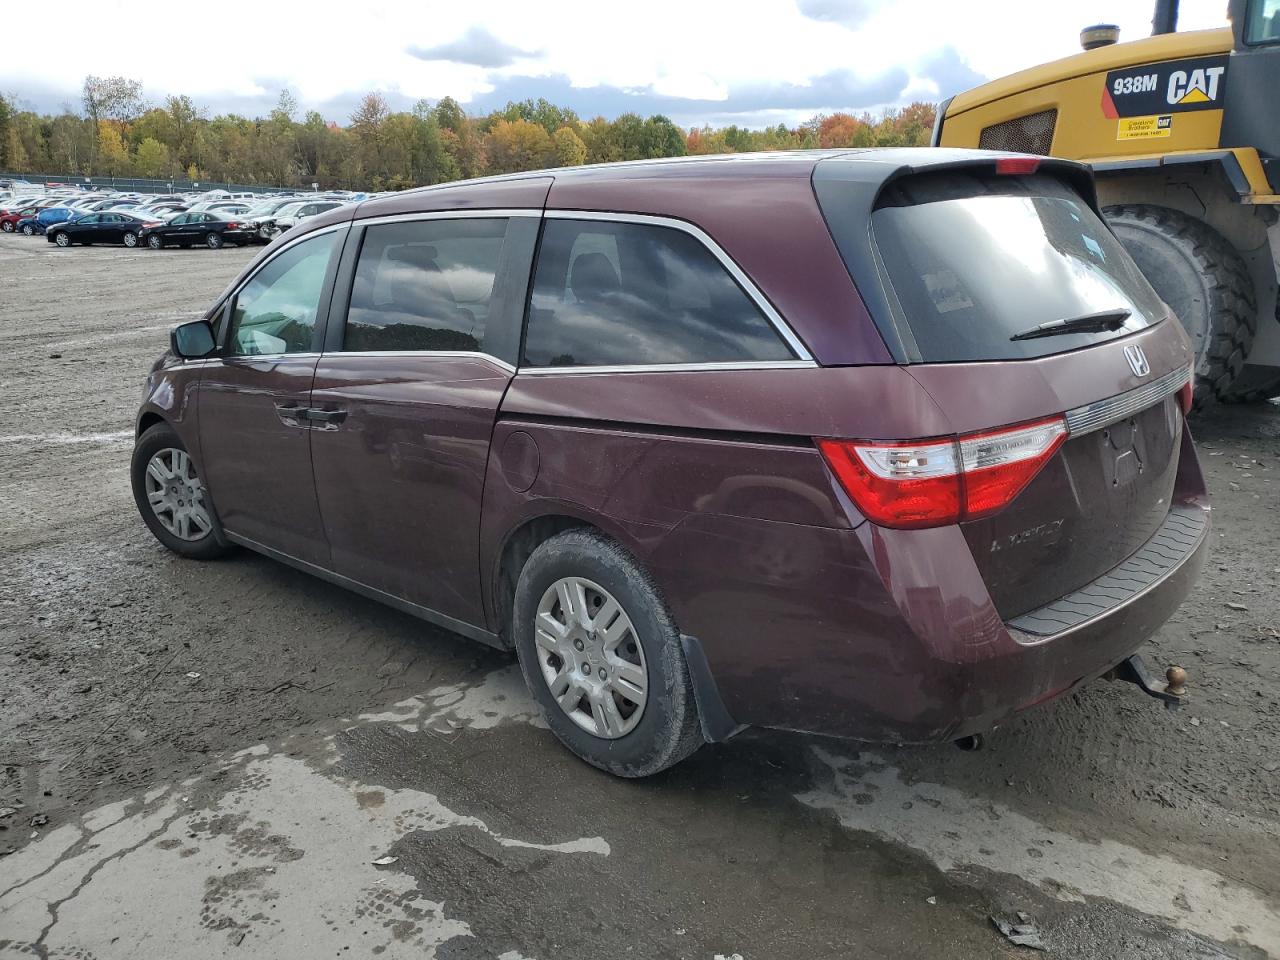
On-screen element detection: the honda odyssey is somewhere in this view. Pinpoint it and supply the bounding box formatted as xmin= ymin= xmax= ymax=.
xmin=132 ymin=149 xmax=1209 ymax=776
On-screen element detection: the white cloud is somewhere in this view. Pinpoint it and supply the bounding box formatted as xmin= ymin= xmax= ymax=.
xmin=0 ymin=0 xmax=1233 ymax=126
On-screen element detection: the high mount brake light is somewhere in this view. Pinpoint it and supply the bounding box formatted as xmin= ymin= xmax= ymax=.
xmin=817 ymin=417 xmax=1068 ymax=529
xmin=995 ymin=156 xmax=1041 ymax=175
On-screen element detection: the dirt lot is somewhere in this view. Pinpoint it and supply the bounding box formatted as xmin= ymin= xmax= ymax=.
xmin=1 ymin=232 xmax=1278 ymax=959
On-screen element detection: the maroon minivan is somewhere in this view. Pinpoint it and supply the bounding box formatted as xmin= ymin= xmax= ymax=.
xmin=132 ymin=149 xmax=1209 ymax=776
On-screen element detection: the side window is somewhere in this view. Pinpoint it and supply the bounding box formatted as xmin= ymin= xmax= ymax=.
xmin=522 ymin=219 xmax=793 ymax=367
xmin=1246 ymin=0 xmax=1280 ymax=43
xmin=343 ymin=217 xmax=508 ymax=354
xmin=227 ymin=232 xmax=337 ymax=356
xmin=171 ymin=214 xmax=188 ymax=225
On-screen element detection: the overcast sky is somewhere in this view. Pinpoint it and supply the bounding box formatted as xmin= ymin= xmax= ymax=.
xmin=1 ymin=0 xmax=1232 ymax=128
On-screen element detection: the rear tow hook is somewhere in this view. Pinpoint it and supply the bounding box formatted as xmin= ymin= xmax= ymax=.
xmin=1109 ymin=655 xmax=1188 ymax=709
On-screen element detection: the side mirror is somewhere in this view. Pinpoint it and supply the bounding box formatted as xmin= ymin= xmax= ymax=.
xmin=171 ymin=319 xmax=217 ymax=359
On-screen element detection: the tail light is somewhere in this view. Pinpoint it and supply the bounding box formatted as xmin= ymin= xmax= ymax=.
xmin=817 ymin=416 xmax=1068 ymax=529
xmin=225 ymin=222 xmax=238 ymax=229
xmin=1177 ymin=370 xmax=1194 ymax=415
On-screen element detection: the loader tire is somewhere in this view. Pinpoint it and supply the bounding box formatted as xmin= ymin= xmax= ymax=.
xmin=1104 ymin=204 xmax=1256 ymax=409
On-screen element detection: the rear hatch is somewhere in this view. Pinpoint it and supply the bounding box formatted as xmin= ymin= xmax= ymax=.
xmin=815 ymin=162 xmax=1193 ymax=619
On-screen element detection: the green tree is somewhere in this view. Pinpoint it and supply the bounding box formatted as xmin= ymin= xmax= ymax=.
xmin=0 ymin=94 xmax=12 ymax=168
xmin=135 ymin=137 xmax=170 ymax=177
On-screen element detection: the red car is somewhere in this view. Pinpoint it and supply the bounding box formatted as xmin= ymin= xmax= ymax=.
xmin=133 ymin=150 xmax=1207 ymax=777
xmin=0 ymin=206 xmax=39 ymax=232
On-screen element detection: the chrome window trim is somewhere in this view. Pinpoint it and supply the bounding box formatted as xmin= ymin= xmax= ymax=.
xmin=319 ymin=349 xmax=516 ymax=373
xmin=539 ymin=209 xmax=814 ymax=362
xmin=354 ymin=208 xmax=541 ymax=228
xmin=1064 ymin=364 xmax=1191 ymax=435
xmin=183 ymin=352 xmax=323 ymax=366
xmin=517 ymin=359 xmax=816 ymax=376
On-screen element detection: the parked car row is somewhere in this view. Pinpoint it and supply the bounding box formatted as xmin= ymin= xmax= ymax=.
xmin=0 ymin=184 xmax=365 ymax=248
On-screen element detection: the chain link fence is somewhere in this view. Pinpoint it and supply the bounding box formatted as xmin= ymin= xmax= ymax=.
xmin=0 ymin=171 xmax=316 ymax=195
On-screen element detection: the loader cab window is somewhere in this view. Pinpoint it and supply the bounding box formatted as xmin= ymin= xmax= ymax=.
xmin=1245 ymin=0 xmax=1280 ymax=44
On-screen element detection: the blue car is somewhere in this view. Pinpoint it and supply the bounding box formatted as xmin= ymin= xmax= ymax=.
xmin=16 ymin=206 xmax=77 ymax=236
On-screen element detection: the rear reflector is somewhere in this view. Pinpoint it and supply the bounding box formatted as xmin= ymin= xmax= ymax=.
xmin=995 ymin=156 xmax=1041 ymax=175
xmin=817 ymin=417 xmax=1067 ymax=529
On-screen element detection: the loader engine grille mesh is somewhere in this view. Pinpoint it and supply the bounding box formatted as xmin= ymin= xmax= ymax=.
xmin=978 ymin=109 xmax=1058 ymax=155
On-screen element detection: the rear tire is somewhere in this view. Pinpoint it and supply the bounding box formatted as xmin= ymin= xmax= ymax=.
xmin=1104 ymin=204 xmax=1256 ymax=408
xmin=512 ymin=529 xmax=703 ymax=778
xmin=205 ymin=232 xmax=223 ymax=249
xmin=123 ymin=231 xmax=138 ymax=247
xmin=130 ymin=423 xmax=232 ymax=561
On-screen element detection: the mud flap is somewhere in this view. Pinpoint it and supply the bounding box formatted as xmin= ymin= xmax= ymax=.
xmin=681 ymin=635 xmax=746 ymax=743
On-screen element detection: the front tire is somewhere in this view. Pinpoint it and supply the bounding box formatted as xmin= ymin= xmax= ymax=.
xmin=1 ymin=221 xmax=13 ymax=232
xmin=1104 ymin=204 xmax=1257 ymax=407
xmin=147 ymin=234 xmax=163 ymax=249
xmin=53 ymin=232 xmax=70 ymax=247
xmin=21 ymin=224 xmax=35 ymax=236
xmin=130 ymin=423 xmax=231 ymax=560
xmin=205 ymin=232 xmax=223 ymax=249
xmin=512 ymin=529 xmax=702 ymax=777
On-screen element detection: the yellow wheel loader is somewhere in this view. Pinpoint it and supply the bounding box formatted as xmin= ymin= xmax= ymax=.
xmin=933 ymin=0 xmax=1280 ymax=405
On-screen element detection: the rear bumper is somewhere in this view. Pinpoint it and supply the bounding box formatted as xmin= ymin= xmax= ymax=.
xmin=656 ymin=425 xmax=1209 ymax=744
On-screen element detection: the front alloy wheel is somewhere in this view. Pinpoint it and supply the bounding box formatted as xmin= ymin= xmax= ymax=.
xmin=143 ymin=447 xmax=212 ymax=541
xmin=1 ymin=221 xmax=13 ymax=232
xmin=147 ymin=234 xmax=163 ymax=249
xmin=21 ymin=224 xmax=34 ymax=236
xmin=54 ymin=232 xmax=70 ymax=247
xmin=534 ymin=577 xmax=648 ymax=738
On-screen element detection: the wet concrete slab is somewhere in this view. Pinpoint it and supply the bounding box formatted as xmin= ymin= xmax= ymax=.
xmin=2 ymin=665 xmax=1269 ymax=960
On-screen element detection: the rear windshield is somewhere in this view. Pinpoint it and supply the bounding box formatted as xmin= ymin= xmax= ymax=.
xmin=869 ymin=173 xmax=1167 ymax=362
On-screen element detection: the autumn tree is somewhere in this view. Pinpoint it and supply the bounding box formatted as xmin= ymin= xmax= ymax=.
xmin=96 ymin=121 xmax=130 ymax=176
xmin=552 ymin=125 xmax=587 ymax=167
xmin=486 ymin=119 xmax=554 ymax=174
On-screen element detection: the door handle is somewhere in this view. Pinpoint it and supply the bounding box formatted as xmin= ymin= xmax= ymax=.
xmin=302 ymin=408 xmax=347 ymax=428
xmin=273 ymin=401 xmax=308 ymax=427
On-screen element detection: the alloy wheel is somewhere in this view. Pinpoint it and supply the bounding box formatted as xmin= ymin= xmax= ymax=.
xmin=22 ymin=224 xmax=34 ymax=235
xmin=206 ymin=232 xmax=222 ymax=249
xmin=55 ymin=232 xmax=70 ymax=246
xmin=123 ymin=232 xmax=138 ymax=247
xmin=2 ymin=221 xmax=13 ymax=232
xmin=143 ymin=447 xmax=212 ymax=541
xmin=148 ymin=235 xmax=162 ymax=249
xmin=534 ymin=577 xmax=648 ymax=739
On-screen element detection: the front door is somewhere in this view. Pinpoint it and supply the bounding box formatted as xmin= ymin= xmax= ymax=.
xmin=197 ymin=228 xmax=345 ymax=566
xmin=309 ymin=214 xmax=537 ymax=627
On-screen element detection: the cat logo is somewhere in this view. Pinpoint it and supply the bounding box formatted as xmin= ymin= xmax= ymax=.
xmin=1103 ymin=55 xmax=1228 ymax=117
xmin=1167 ymin=65 xmax=1226 ymax=105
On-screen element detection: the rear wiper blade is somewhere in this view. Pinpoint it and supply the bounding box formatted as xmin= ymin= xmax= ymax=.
xmin=1010 ymin=309 xmax=1131 ymax=342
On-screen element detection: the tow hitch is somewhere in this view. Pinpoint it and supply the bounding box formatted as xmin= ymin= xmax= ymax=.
xmin=1109 ymin=655 xmax=1188 ymax=709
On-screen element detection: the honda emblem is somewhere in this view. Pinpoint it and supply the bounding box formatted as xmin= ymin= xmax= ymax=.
xmin=1123 ymin=344 xmax=1150 ymax=378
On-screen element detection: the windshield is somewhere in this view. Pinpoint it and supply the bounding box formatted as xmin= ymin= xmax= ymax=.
xmin=868 ymin=173 xmax=1167 ymax=362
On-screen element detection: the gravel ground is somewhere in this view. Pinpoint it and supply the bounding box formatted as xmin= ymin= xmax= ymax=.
xmin=1 ymin=232 xmax=1277 ymax=959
